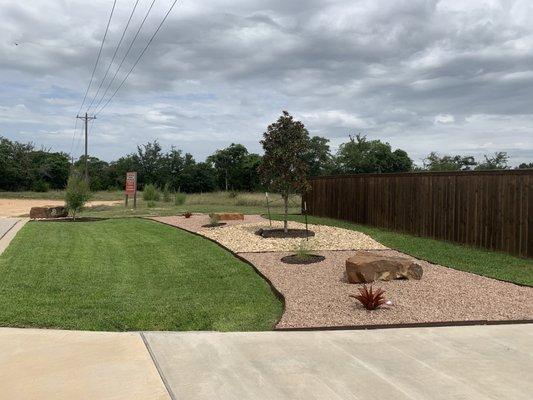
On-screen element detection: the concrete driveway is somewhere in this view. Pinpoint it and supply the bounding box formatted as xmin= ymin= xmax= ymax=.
xmin=0 ymin=324 xmax=531 ymax=399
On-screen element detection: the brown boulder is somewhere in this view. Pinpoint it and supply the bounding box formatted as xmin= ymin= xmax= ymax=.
xmin=346 ymin=251 xmax=423 ymax=283
xmin=30 ymin=206 xmax=68 ymax=219
xmin=209 ymin=212 xmax=244 ymax=221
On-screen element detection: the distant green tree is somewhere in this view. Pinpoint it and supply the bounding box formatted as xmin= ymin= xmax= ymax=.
xmin=180 ymin=162 xmax=217 ymax=193
xmin=303 ymin=136 xmax=334 ymax=176
xmin=74 ymin=156 xmax=111 ymax=191
xmin=207 ymin=143 xmax=249 ymax=191
xmin=423 ymin=152 xmax=477 ymax=171
xmin=518 ymin=162 xmax=533 ymax=169
xmin=475 ymin=152 xmax=509 ymax=170
xmin=133 ymin=141 xmax=165 ymax=188
xmin=336 ymin=134 xmax=412 ymax=173
xmin=259 ymin=111 xmax=310 ymax=233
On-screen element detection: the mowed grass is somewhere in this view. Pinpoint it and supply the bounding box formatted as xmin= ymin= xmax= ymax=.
xmin=276 ymin=215 xmax=533 ymax=286
xmin=0 ymin=218 xmax=282 ymax=331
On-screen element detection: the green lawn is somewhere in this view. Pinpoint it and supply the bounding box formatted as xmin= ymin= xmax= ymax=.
xmin=274 ymin=214 xmax=533 ymax=286
xmin=0 ymin=218 xmax=282 ymax=331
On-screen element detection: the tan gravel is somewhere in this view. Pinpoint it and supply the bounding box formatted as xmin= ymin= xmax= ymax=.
xmin=151 ymin=214 xmax=265 ymax=233
xmin=200 ymin=220 xmax=386 ymax=252
xmin=240 ymin=250 xmax=533 ymax=328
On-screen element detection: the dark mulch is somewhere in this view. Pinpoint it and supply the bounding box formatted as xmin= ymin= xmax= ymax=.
xmin=201 ymin=222 xmax=227 ymax=228
xmin=281 ymin=254 xmax=326 ymax=265
xmin=256 ymin=228 xmax=315 ymax=239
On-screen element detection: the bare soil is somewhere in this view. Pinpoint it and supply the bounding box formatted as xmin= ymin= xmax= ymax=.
xmin=0 ymin=199 xmax=121 ymax=217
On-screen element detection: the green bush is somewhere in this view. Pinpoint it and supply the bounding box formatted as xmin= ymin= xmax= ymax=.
xmin=162 ymin=183 xmax=172 ymax=202
xmin=65 ymin=172 xmax=91 ymax=220
xmin=33 ymin=180 xmax=50 ymax=193
xmin=175 ymin=192 xmax=186 ymax=205
xmin=147 ymin=201 xmax=156 ymax=208
xmin=143 ymin=184 xmax=160 ymax=201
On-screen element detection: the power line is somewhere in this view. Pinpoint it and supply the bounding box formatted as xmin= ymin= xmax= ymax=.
xmin=92 ymin=0 xmax=158 ymax=114
xmin=68 ymin=117 xmax=80 ymax=163
xmin=96 ymin=0 xmax=179 ymax=116
xmin=76 ymin=0 xmax=118 ymax=116
xmin=86 ymin=0 xmax=142 ymax=114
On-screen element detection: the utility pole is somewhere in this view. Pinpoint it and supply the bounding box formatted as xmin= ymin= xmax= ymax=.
xmin=76 ymin=113 xmax=96 ymax=182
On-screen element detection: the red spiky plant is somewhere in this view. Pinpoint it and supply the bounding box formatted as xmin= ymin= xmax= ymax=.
xmin=183 ymin=212 xmax=192 ymax=218
xmin=350 ymin=285 xmax=386 ymax=310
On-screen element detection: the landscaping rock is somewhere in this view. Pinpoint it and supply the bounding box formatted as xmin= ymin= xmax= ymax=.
xmin=346 ymin=251 xmax=423 ymax=283
xmin=209 ymin=212 xmax=244 ymax=221
xmin=29 ymin=206 xmax=68 ymax=219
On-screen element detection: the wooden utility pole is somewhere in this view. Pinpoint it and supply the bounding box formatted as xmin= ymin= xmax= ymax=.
xmin=76 ymin=113 xmax=96 ymax=182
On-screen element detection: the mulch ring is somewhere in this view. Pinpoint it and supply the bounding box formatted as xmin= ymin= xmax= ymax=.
xmin=201 ymin=223 xmax=227 ymax=228
xmin=280 ymin=254 xmax=325 ymax=264
xmin=256 ymin=228 xmax=315 ymax=239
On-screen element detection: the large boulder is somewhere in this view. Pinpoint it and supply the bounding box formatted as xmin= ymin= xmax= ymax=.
xmin=209 ymin=212 xmax=244 ymax=221
xmin=346 ymin=251 xmax=423 ymax=283
xmin=30 ymin=206 xmax=68 ymax=219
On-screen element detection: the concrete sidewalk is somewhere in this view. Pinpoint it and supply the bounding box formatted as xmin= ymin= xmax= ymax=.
xmin=0 ymin=324 xmax=531 ymax=399
xmin=144 ymin=324 xmax=533 ymax=400
xmin=0 ymin=217 xmax=28 ymax=255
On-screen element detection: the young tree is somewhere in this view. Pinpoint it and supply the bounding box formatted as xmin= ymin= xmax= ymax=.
xmin=65 ymin=171 xmax=91 ymax=220
xmin=259 ymin=111 xmax=310 ymax=233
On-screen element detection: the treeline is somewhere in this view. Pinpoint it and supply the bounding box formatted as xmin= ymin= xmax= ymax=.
xmin=0 ymin=132 xmax=531 ymax=192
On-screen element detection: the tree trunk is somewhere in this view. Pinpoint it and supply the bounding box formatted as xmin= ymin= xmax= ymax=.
xmin=225 ymin=170 xmax=229 ymax=191
xmin=283 ymin=194 xmax=289 ymax=233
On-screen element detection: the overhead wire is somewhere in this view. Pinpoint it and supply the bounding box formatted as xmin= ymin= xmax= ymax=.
xmin=96 ymin=0 xmax=179 ymax=116
xmin=76 ymin=0 xmax=118 ymax=116
xmin=86 ymin=0 xmax=142 ymax=114
xmin=92 ymin=0 xmax=158 ymax=114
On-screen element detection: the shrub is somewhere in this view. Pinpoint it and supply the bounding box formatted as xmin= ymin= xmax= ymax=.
xmin=33 ymin=180 xmax=50 ymax=193
xmin=143 ymin=184 xmax=160 ymax=201
xmin=208 ymin=213 xmax=220 ymax=226
xmin=350 ymin=285 xmax=386 ymax=310
xmin=147 ymin=201 xmax=156 ymax=208
xmin=294 ymin=240 xmax=312 ymax=261
xmin=183 ymin=211 xmax=192 ymax=218
xmin=65 ymin=172 xmax=91 ymax=220
xmin=162 ymin=183 xmax=172 ymax=202
xmin=175 ymin=192 xmax=186 ymax=205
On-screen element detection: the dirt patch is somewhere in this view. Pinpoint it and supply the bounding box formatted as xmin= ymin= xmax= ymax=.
xmin=0 ymin=199 xmax=121 ymax=217
xmin=240 ymin=250 xmax=533 ymax=329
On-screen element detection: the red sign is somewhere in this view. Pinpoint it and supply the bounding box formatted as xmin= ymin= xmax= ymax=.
xmin=125 ymin=172 xmax=137 ymax=195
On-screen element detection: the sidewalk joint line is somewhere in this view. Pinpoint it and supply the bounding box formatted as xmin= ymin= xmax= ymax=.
xmin=140 ymin=332 xmax=178 ymax=400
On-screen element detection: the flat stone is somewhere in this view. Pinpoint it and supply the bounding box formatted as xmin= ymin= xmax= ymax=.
xmin=209 ymin=212 xmax=244 ymax=221
xmin=30 ymin=206 xmax=68 ymax=219
xmin=346 ymin=250 xmax=423 ymax=283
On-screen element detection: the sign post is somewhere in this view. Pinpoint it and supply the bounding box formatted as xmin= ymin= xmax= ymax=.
xmin=125 ymin=172 xmax=137 ymax=208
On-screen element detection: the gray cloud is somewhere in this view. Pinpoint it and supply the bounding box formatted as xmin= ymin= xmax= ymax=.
xmin=0 ymin=0 xmax=532 ymax=166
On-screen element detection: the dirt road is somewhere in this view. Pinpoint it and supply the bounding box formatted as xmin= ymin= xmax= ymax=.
xmin=0 ymin=199 xmax=121 ymax=217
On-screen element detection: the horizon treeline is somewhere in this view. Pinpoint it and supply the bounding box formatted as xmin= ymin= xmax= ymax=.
xmin=0 ymin=134 xmax=531 ymax=193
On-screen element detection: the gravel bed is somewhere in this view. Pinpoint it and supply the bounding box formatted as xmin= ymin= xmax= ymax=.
xmin=151 ymin=214 xmax=265 ymax=233
xmin=240 ymin=250 xmax=533 ymax=329
xmin=200 ymin=220 xmax=386 ymax=252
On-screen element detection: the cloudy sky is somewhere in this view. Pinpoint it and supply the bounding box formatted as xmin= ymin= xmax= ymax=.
xmin=1 ymin=0 xmax=532 ymax=165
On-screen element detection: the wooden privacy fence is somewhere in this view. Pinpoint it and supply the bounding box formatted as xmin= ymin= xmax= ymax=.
xmin=304 ymin=170 xmax=533 ymax=258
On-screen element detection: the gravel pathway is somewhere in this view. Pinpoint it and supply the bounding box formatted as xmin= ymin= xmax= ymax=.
xmin=241 ymin=250 xmax=533 ymax=328
xmin=150 ymin=215 xmax=533 ymax=328
xmin=200 ymin=220 xmax=385 ymax=252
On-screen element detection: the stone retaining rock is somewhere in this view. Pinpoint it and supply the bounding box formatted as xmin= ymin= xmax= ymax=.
xmin=346 ymin=251 xmax=423 ymax=283
xmin=30 ymin=206 xmax=68 ymax=219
